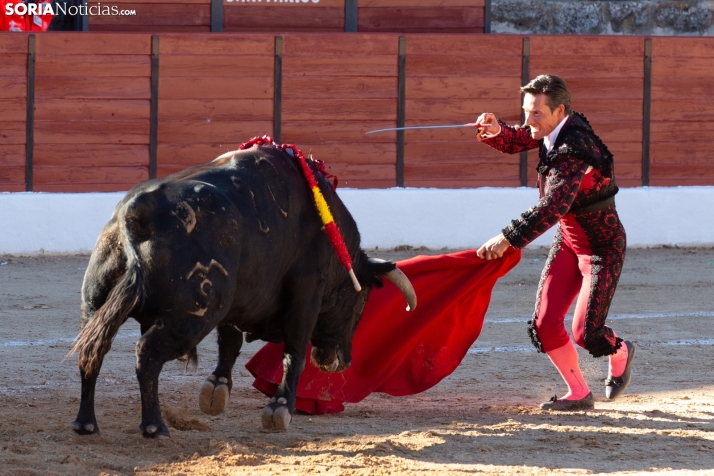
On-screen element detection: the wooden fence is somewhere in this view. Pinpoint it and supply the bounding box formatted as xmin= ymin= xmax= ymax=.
xmin=86 ymin=0 xmax=488 ymax=34
xmin=1 ymin=32 xmax=714 ymax=192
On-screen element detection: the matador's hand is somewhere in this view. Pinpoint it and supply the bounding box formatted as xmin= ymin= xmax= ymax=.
xmin=475 ymin=113 xmax=501 ymax=138
xmin=477 ymin=233 xmax=511 ymax=260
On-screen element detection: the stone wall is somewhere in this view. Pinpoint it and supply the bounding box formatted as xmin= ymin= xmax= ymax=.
xmin=491 ymin=0 xmax=714 ymax=35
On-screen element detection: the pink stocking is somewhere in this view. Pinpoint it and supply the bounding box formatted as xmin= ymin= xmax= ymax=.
xmin=608 ymin=341 xmax=629 ymax=377
xmin=546 ymin=340 xmax=590 ymax=400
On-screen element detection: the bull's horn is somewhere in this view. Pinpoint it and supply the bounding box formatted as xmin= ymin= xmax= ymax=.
xmin=368 ymin=258 xmax=417 ymax=311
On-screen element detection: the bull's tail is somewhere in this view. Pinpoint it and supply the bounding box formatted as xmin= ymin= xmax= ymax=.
xmin=68 ymin=215 xmax=147 ymax=375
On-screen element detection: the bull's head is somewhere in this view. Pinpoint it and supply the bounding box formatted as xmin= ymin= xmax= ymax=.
xmin=311 ymin=256 xmax=416 ymax=373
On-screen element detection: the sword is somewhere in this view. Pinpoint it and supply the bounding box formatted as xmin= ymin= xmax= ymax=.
xmin=365 ymin=123 xmax=490 ymax=135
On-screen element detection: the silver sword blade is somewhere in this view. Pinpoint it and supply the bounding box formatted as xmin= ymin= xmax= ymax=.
xmin=365 ymin=123 xmax=478 ymax=135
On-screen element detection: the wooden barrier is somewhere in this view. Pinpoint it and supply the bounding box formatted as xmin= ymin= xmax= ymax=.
xmin=157 ymin=34 xmax=275 ymax=177
xmin=527 ymin=36 xmax=645 ymax=188
xmin=224 ymin=0 xmax=345 ymax=33
xmin=650 ymin=38 xmax=714 ymax=186
xmin=359 ymin=0 xmax=486 ymax=33
xmin=88 ymin=0 xmax=212 ymax=33
xmin=33 ymin=33 xmax=151 ymax=192
xmin=281 ymin=34 xmax=398 ymax=188
xmin=3 ymin=32 xmax=714 ymax=193
xmin=0 ymin=34 xmax=27 ymax=192
xmin=404 ymin=34 xmax=522 ymax=187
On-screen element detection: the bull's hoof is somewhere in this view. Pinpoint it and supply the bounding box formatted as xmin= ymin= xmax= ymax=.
xmin=139 ymin=422 xmax=171 ymax=439
xmin=261 ymin=397 xmax=292 ymax=431
xmin=71 ymin=419 xmax=100 ymax=436
xmin=199 ymin=375 xmax=230 ymax=416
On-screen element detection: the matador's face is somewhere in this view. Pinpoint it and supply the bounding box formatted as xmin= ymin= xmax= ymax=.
xmin=522 ymin=93 xmax=566 ymax=141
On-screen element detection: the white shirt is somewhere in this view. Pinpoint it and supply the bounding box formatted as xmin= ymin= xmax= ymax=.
xmin=543 ymin=116 xmax=569 ymax=153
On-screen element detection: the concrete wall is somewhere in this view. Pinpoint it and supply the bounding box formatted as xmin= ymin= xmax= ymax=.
xmin=492 ymin=0 xmax=714 ymax=36
xmin=1 ymin=187 xmax=712 ymax=255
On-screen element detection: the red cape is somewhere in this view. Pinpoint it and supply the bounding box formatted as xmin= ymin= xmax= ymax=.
xmin=246 ymin=248 xmax=521 ymax=414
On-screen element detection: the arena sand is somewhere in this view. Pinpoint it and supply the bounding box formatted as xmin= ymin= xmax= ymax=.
xmin=0 ymin=247 xmax=713 ymax=475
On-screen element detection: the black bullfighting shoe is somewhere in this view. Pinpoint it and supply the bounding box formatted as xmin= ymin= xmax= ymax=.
xmin=606 ymin=340 xmax=636 ymax=400
xmin=540 ymin=392 xmax=595 ymax=411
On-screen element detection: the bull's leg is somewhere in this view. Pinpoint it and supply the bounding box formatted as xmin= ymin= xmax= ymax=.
xmin=72 ymin=366 xmax=103 ymax=435
xmin=261 ymin=287 xmax=321 ymax=431
xmin=135 ymin=320 xmax=204 ymax=439
xmin=199 ymin=324 xmax=243 ymax=416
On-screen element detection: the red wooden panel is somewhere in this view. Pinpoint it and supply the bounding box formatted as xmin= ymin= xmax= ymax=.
xmin=652 ymin=37 xmax=714 ymax=58
xmin=406 ymin=77 xmax=522 ymax=100
xmin=650 ymin=101 xmax=714 ymax=122
xmin=0 ymin=122 xmax=25 ymax=145
xmin=406 ymin=99 xmax=520 ymax=123
xmin=407 ymin=55 xmax=521 ymax=77
xmin=34 ymin=121 xmax=149 ymax=144
xmin=0 ymin=145 xmax=25 ymax=166
xmin=529 ymin=56 xmax=643 ymax=79
xmin=282 ymin=99 xmax=397 ymax=121
xmin=0 ymin=183 xmax=25 ymax=192
xmin=405 ymin=143 xmax=523 ymax=163
xmin=650 ymin=121 xmax=714 ymax=142
xmin=650 ymin=165 xmax=714 ymax=185
xmin=90 ymin=25 xmax=211 ymax=33
xmin=0 ymin=78 xmax=26 ymax=99
xmin=283 ymin=142 xmax=396 ymax=165
xmin=651 ymin=79 xmax=710 ymax=100
xmin=34 ymin=144 xmax=149 ymax=167
xmin=35 ymin=183 xmax=139 ymax=192
xmin=0 ymin=34 xmax=28 ymax=54
xmin=159 ymin=34 xmax=275 ymax=55
xmin=281 ymin=121 xmax=397 ymax=144
xmin=34 ymin=99 xmax=150 ymax=122
xmin=358 ymin=7 xmax=484 ymax=32
xmin=283 ymin=34 xmax=399 ymax=56
xmin=101 ymin=0 xmax=209 ymax=3
xmin=651 ymin=56 xmax=714 ymax=78
xmin=159 ymin=99 xmax=273 ymax=121
xmin=282 ymin=77 xmax=396 ymax=99
xmin=530 ymin=36 xmax=644 ymax=57
xmin=34 ymin=166 xmax=148 ymax=184
xmin=223 ymin=0 xmax=345 ymax=5
xmin=159 ymin=76 xmax=273 ymax=99
xmin=361 ymin=0 xmax=484 ymax=6
xmin=35 ymin=55 xmax=150 ymax=77
xmin=318 ymin=163 xmax=395 ymax=184
xmin=403 ymin=127 xmax=480 ymax=143
xmin=407 ymin=34 xmax=520 ymax=57
xmin=224 ymin=6 xmax=343 ymax=32
xmin=0 ymin=167 xmax=25 ymax=184
xmin=160 ymin=55 xmax=274 ymax=77
xmin=567 ymin=100 xmax=643 ymax=123
xmin=282 ymin=56 xmax=397 ymax=77
xmin=559 ymin=78 xmax=644 ymax=100
xmin=650 ymin=142 xmax=713 ymax=166
xmin=158 ymin=143 xmax=241 ymax=167
xmin=405 ymin=162 xmax=520 ymax=186
xmin=35 ymin=77 xmax=150 ymax=100
xmin=0 ymin=99 xmax=26 ymax=122
xmin=158 ymin=121 xmax=273 ymax=143
xmin=0 ymin=54 xmax=28 ymax=77
xmin=88 ymin=4 xmax=211 ymax=27
xmin=35 ymin=33 xmax=151 ymax=55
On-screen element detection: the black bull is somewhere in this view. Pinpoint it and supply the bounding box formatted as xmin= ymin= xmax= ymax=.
xmin=68 ymin=144 xmax=416 ymax=438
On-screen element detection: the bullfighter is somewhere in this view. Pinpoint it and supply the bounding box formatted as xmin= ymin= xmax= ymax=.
xmin=475 ymin=74 xmax=636 ymax=410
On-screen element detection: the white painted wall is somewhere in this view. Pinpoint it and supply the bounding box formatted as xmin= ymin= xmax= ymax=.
xmin=0 ymin=187 xmax=712 ymax=255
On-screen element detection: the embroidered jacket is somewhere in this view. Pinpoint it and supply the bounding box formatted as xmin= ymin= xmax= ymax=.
xmin=480 ymin=112 xmax=618 ymax=249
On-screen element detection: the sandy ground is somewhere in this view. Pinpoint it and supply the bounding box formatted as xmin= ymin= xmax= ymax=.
xmin=1 ymin=246 xmax=713 ymax=476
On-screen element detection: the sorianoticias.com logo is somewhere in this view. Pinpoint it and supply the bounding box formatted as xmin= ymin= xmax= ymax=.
xmin=5 ymin=2 xmax=136 ymax=16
